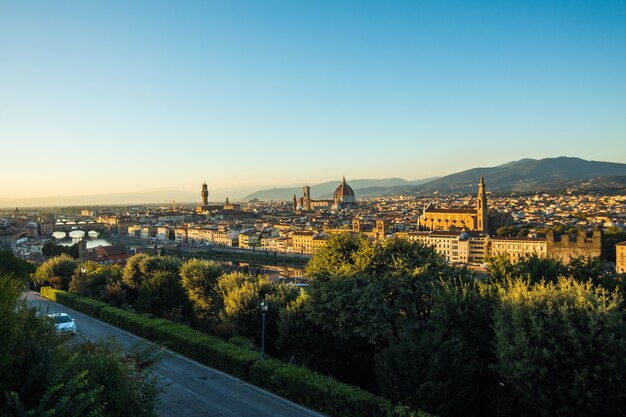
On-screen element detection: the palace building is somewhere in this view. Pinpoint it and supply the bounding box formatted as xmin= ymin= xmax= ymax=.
xmin=293 ymin=177 xmax=357 ymax=212
xmin=419 ymin=176 xmax=488 ymax=232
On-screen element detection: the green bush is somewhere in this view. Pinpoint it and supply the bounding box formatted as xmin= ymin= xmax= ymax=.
xmin=71 ymin=297 xmax=109 ymax=317
xmin=250 ymin=358 xmax=328 ymax=411
xmin=249 ymin=358 xmax=422 ymax=417
xmin=40 ymin=286 xmax=79 ymax=308
xmin=99 ymin=306 xmax=257 ymax=379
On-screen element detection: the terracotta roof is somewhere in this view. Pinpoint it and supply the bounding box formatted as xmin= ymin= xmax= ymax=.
xmin=95 ymin=245 xmax=128 ymax=256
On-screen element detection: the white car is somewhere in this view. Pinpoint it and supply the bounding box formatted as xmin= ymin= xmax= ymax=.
xmin=47 ymin=313 xmax=76 ymax=335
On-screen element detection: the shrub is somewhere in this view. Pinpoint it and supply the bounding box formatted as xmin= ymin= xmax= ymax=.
xmin=98 ymin=306 xmax=257 ymax=379
xmin=249 ymin=358 xmax=417 ymax=417
xmin=40 ymin=286 xmax=79 ymax=308
xmin=493 ymin=278 xmax=626 ymax=417
xmin=71 ymin=297 xmax=109 ymax=317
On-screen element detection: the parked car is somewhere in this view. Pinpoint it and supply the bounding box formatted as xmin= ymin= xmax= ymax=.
xmin=47 ymin=313 xmax=76 ymax=335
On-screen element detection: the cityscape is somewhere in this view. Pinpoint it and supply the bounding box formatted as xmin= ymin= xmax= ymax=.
xmin=1 ymin=2 xmax=626 ymax=417
xmin=4 ymin=165 xmax=626 ymax=272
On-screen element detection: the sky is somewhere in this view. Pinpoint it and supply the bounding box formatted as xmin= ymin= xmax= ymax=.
xmin=1 ymin=0 xmax=625 ymax=203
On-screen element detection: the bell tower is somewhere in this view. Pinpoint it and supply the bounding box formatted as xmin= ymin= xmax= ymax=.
xmin=303 ymin=185 xmax=311 ymax=211
xmin=201 ymin=182 xmax=209 ymax=207
xmin=476 ymin=175 xmax=488 ymax=232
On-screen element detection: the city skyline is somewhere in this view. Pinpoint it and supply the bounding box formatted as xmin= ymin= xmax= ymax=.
xmin=1 ymin=1 xmax=625 ymax=201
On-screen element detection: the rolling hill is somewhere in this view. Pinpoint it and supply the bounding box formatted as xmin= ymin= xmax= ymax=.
xmin=243 ymin=157 xmax=626 ymax=200
xmin=411 ymin=157 xmax=626 ymax=194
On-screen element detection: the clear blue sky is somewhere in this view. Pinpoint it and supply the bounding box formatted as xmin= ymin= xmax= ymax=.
xmin=1 ymin=0 xmax=625 ymax=201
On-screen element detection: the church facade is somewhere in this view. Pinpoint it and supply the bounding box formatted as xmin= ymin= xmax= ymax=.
xmin=419 ymin=176 xmax=488 ymax=232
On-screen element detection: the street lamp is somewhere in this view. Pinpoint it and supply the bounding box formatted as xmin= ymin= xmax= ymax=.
xmin=260 ymin=300 xmax=268 ymax=360
xmin=79 ymin=267 xmax=86 ymax=297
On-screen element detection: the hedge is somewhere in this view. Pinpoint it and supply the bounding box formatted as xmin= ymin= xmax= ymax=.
xmin=250 ymin=358 xmax=405 ymax=417
xmin=40 ymin=286 xmax=79 ymax=307
xmin=99 ymin=306 xmax=258 ymax=379
xmin=39 ymin=287 xmax=434 ymax=417
xmin=70 ymin=297 xmax=109 ymax=317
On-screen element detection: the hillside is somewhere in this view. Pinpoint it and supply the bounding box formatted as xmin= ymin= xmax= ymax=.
xmin=237 ymin=157 xmax=626 ymax=201
xmin=412 ymin=157 xmax=626 ymax=194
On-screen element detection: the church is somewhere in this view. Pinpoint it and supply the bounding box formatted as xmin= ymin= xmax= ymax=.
xmin=418 ymin=176 xmax=488 ymax=232
xmin=293 ymin=177 xmax=357 ymax=212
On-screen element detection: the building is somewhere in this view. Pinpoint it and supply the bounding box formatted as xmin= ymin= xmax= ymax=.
xmin=157 ymin=226 xmax=171 ymax=241
xmin=86 ymin=245 xmax=129 ymax=266
xmin=399 ymin=231 xmax=489 ymax=264
xmin=196 ymin=182 xmax=223 ymax=214
xmin=293 ymin=177 xmax=357 ymax=212
xmin=239 ymin=232 xmax=260 ymax=248
xmin=140 ymin=225 xmax=156 ymax=239
xmin=616 ymin=241 xmax=626 ymax=273
xmin=174 ymin=227 xmax=188 ymax=243
xmin=352 ymin=218 xmax=387 ymax=241
xmin=546 ymin=230 xmax=601 ymax=264
xmin=419 ymin=176 xmax=488 ymax=232
xmin=490 ymin=236 xmax=548 ymax=262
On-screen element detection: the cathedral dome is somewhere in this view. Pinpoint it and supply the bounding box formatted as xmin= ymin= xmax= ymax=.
xmin=333 ymin=177 xmax=356 ymax=204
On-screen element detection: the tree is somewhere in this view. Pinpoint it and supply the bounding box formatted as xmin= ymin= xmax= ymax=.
xmin=0 ymin=249 xmax=32 ymax=285
xmin=5 ymin=354 xmax=104 ymax=417
xmin=376 ymin=280 xmax=497 ymax=417
xmin=487 ymin=254 xmax=566 ymax=285
xmin=122 ymin=253 xmax=152 ymax=289
xmin=180 ymin=259 xmax=223 ymax=326
xmin=0 ymin=265 xmax=160 ymax=416
xmin=307 ymin=235 xmax=449 ymax=280
xmin=66 ymin=341 xmax=160 ymax=417
xmin=602 ymin=227 xmax=626 ymax=262
xmin=216 ymin=272 xmax=299 ymax=353
xmin=33 ymin=255 xmax=78 ymax=290
xmin=137 ymin=271 xmax=194 ymax=322
xmin=492 ymin=278 xmax=626 ymax=417
xmin=69 ymin=261 xmax=122 ymax=298
xmin=305 ymin=233 xmax=373 ymax=279
xmin=286 ymin=236 xmax=456 ymax=392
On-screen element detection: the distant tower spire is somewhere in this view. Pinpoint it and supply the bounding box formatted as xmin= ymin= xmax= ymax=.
xmin=201 ymin=182 xmax=209 ymax=207
xmin=303 ymin=185 xmax=311 ymax=211
xmin=476 ymin=176 xmax=488 ymax=233
xmin=292 ymin=194 xmax=297 ymax=212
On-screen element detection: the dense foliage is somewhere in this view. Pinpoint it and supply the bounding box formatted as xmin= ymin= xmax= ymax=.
xmin=0 ymin=252 xmax=159 ymax=417
xmin=33 ymin=254 xmax=78 ymax=290
xmin=34 ymin=234 xmax=626 ymax=417
xmin=0 ymin=249 xmax=33 ymax=285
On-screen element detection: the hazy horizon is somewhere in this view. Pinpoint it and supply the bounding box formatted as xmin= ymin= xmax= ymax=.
xmin=1 ymin=1 xmax=625 ymax=202
xmin=2 ymin=155 xmax=626 ymax=207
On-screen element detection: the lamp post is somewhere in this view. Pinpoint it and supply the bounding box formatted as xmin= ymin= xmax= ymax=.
xmin=260 ymin=300 xmax=268 ymax=360
xmin=79 ymin=267 xmax=86 ymax=297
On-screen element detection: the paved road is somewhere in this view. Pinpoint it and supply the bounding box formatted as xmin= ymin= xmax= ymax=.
xmin=24 ymin=292 xmax=325 ymax=417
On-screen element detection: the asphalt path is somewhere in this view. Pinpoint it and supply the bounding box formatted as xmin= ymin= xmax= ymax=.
xmin=24 ymin=292 xmax=326 ymax=417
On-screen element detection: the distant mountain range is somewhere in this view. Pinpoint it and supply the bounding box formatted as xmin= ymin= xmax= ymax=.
xmin=242 ymin=177 xmax=438 ymax=201
xmin=409 ymin=157 xmax=626 ymax=194
xmin=244 ymin=157 xmax=626 ymax=200
xmin=3 ymin=157 xmax=624 ymax=207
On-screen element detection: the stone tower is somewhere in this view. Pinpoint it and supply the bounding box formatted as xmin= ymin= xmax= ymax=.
xmin=375 ymin=219 xmax=386 ymax=240
xmin=476 ymin=175 xmax=488 ymax=232
xmin=201 ymin=182 xmax=209 ymax=207
xmin=303 ymin=185 xmax=311 ymax=211
xmin=292 ymin=194 xmax=297 ymax=212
